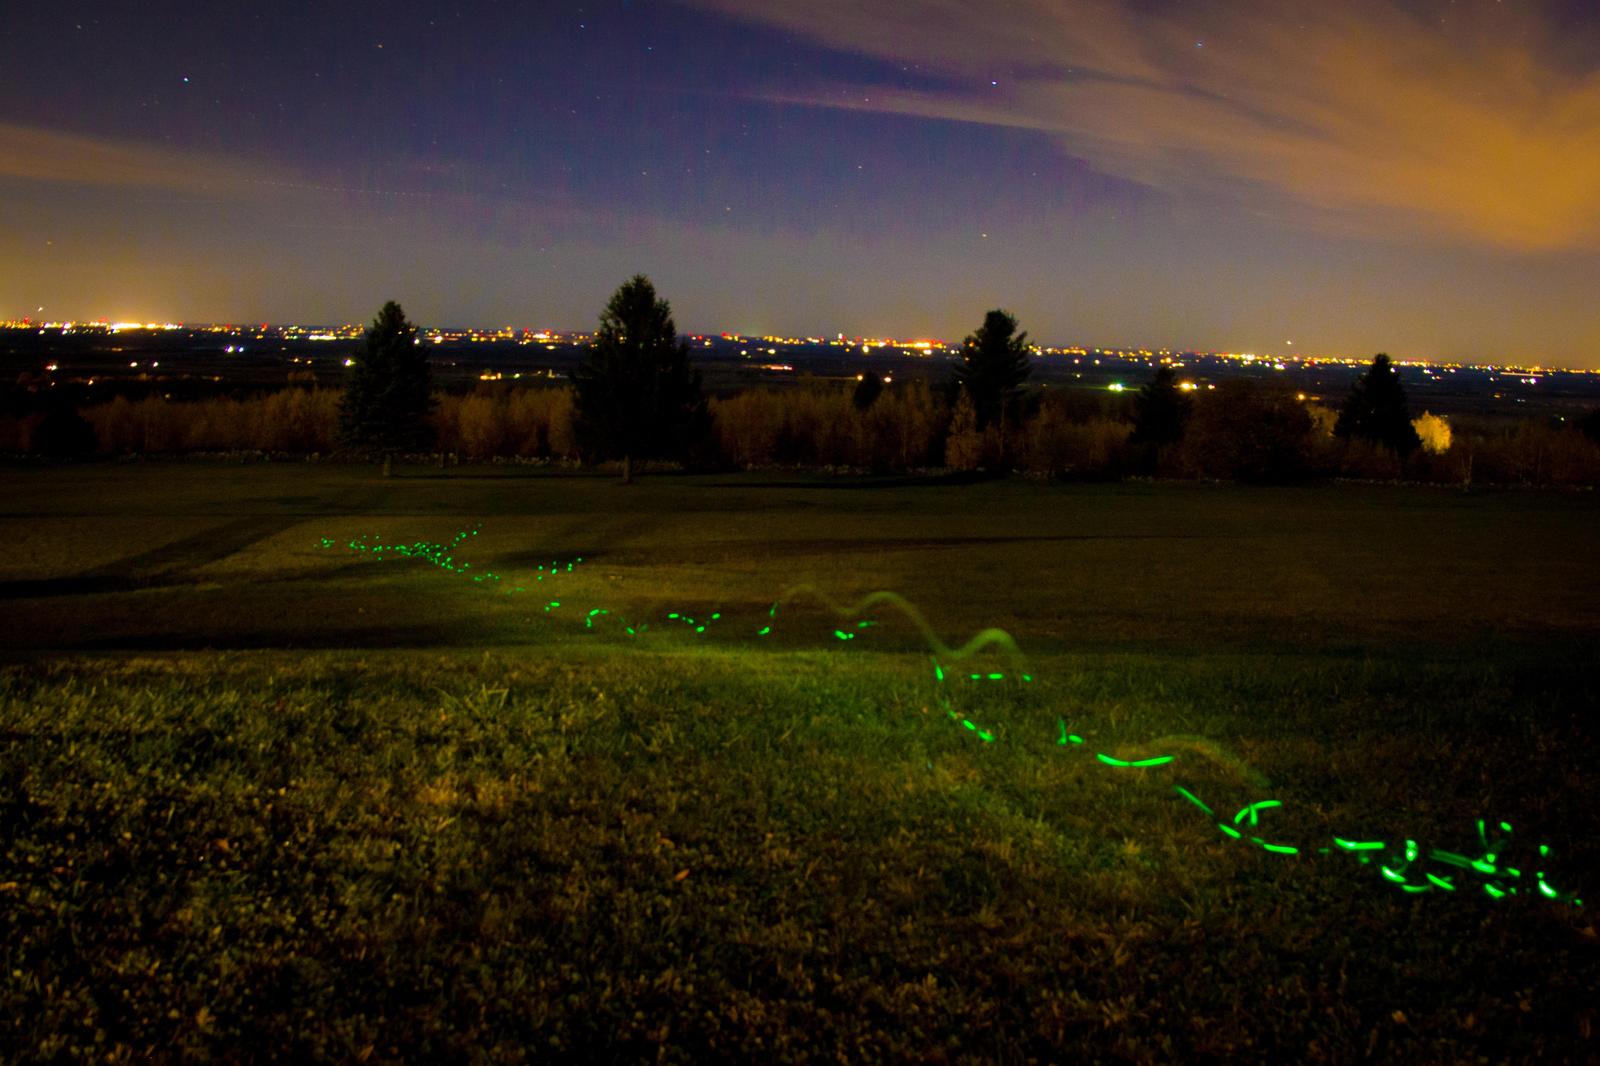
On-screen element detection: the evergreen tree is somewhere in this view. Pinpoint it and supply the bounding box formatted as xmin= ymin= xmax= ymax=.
xmin=1130 ymin=365 xmax=1192 ymax=447
xmin=573 ymin=275 xmax=707 ymax=483
xmin=955 ymin=309 xmax=1031 ymax=431
xmin=1334 ymin=353 xmax=1421 ymax=456
xmin=1579 ymin=407 xmax=1600 ymax=445
xmin=339 ymin=301 xmax=436 ymax=467
xmin=852 ymin=371 xmax=885 ymax=411
xmin=31 ymin=405 xmax=97 ymax=458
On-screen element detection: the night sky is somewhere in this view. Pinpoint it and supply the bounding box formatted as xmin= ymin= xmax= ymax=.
xmin=4 ymin=0 xmax=1598 ymax=366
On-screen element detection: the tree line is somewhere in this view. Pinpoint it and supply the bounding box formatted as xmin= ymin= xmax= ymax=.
xmin=15 ymin=275 xmax=1600 ymax=486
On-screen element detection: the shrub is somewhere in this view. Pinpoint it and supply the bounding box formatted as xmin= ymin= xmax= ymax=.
xmin=1176 ymin=381 xmax=1315 ymax=482
xmin=31 ymin=407 xmax=98 ymax=458
xmin=1412 ymin=411 xmax=1452 ymax=455
xmin=1470 ymin=421 xmax=1600 ymax=486
xmin=944 ymin=392 xmax=987 ymax=471
xmin=0 ymin=414 xmax=40 ymax=453
xmin=1018 ymin=399 xmax=1130 ymax=478
xmin=431 ymin=386 xmax=577 ymax=460
xmin=711 ymin=382 xmax=945 ymax=471
xmin=82 ymin=391 xmax=340 ymax=454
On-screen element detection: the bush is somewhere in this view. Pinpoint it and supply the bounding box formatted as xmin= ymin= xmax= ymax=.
xmin=31 ymin=407 xmax=98 ymax=458
xmin=1412 ymin=411 xmax=1452 ymax=455
xmin=0 ymin=414 xmax=41 ymax=453
xmin=711 ymin=382 xmax=945 ymax=471
xmin=1018 ymin=396 xmax=1130 ymax=478
xmin=1469 ymin=421 xmax=1600 ymax=486
xmin=82 ymin=391 xmax=340 ymax=455
xmin=1176 ymin=381 xmax=1315 ymax=482
xmin=432 ymin=386 xmax=577 ymax=460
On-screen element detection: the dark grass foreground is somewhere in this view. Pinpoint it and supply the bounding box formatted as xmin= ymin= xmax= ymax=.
xmin=3 ymin=648 xmax=1597 ymax=1063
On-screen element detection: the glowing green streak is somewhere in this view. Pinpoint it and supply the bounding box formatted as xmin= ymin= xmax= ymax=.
xmin=1335 ymin=838 xmax=1386 ymax=852
xmin=1096 ymin=754 xmax=1175 ymax=768
xmin=325 ymin=525 xmax=1586 ymax=912
xmin=1234 ymin=800 xmax=1282 ymax=827
xmin=1173 ymin=786 xmax=1213 ymax=816
xmin=772 ymin=586 xmax=1030 ymax=674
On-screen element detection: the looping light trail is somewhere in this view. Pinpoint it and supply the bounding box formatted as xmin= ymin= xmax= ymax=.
xmin=321 ymin=525 xmax=1583 ymax=909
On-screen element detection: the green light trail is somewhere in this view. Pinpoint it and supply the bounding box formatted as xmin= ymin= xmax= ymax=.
xmin=321 ymin=524 xmax=1584 ymax=911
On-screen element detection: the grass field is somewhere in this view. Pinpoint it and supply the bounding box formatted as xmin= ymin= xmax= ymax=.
xmin=3 ymin=462 xmax=1598 ymax=1061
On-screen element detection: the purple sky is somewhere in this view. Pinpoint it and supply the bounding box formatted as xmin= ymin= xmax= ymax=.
xmin=3 ymin=0 xmax=1598 ymax=366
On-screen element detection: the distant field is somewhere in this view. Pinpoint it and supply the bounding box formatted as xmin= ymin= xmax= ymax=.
xmin=2 ymin=462 xmax=1597 ymax=1061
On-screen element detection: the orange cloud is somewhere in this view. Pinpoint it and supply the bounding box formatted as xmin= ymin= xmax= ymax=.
xmin=685 ymin=0 xmax=1600 ymax=251
xmin=0 ymin=122 xmax=268 ymax=195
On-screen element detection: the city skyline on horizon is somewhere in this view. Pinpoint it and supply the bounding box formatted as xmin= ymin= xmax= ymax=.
xmin=8 ymin=313 xmax=1594 ymax=374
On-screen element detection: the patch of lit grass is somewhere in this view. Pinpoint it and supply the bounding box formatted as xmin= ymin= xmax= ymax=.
xmin=2 ymin=648 xmax=1596 ymax=1061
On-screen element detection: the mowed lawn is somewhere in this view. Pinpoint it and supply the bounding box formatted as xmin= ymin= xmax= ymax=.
xmin=2 ymin=462 xmax=1598 ymax=1062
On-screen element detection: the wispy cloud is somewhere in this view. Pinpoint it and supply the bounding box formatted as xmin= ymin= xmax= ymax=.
xmin=0 ymin=122 xmax=271 ymax=195
xmin=684 ymin=0 xmax=1600 ymax=251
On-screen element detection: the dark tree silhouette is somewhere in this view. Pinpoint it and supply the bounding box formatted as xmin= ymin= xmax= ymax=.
xmin=339 ymin=301 xmax=436 ymax=471
xmin=852 ymin=371 xmax=885 ymax=411
xmin=573 ymin=275 xmax=707 ymax=483
xmin=1130 ymin=365 xmax=1192 ymax=447
xmin=31 ymin=405 xmax=97 ymax=458
xmin=1335 ymin=353 xmax=1420 ymax=456
xmin=955 ymin=309 xmax=1031 ymax=431
xmin=1580 ymin=407 xmax=1600 ymax=445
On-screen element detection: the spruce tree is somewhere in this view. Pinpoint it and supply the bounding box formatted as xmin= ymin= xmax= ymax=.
xmin=955 ymin=309 xmax=1031 ymax=431
xmin=1130 ymin=365 xmax=1192 ymax=447
xmin=338 ymin=301 xmax=436 ymax=467
xmin=852 ymin=371 xmax=885 ymax=411
xmin=1334 ymin=353 xmax=1421 ymax=456
xmin=572 ymin=275 xmax=707 ymax=483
